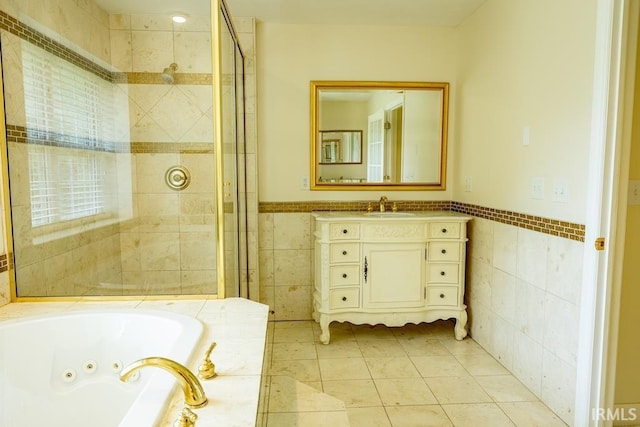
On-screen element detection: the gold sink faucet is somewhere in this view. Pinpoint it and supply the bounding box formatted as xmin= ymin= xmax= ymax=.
xmin=120 ymin=357 xmax=208 ymax=409
xmin=379 ymin=196 xmax=388 ymax=212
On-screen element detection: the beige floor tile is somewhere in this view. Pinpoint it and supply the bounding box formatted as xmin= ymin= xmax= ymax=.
xmin=375 ymin=378 xmax=438 ymax=406
xmin=454 ymin=353 xmax=510 ymax=376
xmin=273 ymin=320 xmax=316 ymax=329
xmin=272 ymin=342 xmax=317 ymax=361
xmin=365 ymin=356 xmax=420 ymax=379
xmin=359 ymin=339 xmax=408 ymax=358
xmin=268 ymin=376 xmax=345 ymax=413
xmin=273 ymin=326 xmax=315 ymax=343
xmin=316 ymin=340 xmax=362 ymax=359
xmin=425 ymin=376 xmax=492 ymax=404
xmin=385 ymin=405 xmax=453 ymax=427
xmin=442 ymin=403 xmax=515 ymax=426
xmin=352 ymin=323 xmax=397 ymax=340
xmin=347 ymin=407 xmax=392 ymax=427
xmin=498 ymin=402 xmax=568 ymax=426
xmin=319 ymin=357 xmax=371 ymax=380
xmin=322 ymin=379 xmax=383 ymax=407
xmin=269 ymin=359 xmax=321 ymax=382
xmin=439 ymin=336 xmax=488 ymax=355
xmin=410 ymin=355 xmax=468 ymax=377
xmin=315 ymin=321 xmax=356 ymax=342
xmin=266 ymin=410 xmax=350 ymax=427
xmin=397 ymin=337 xmax=452 ymax=356
xmin=475 ymin=375 xmax=538 ymax=402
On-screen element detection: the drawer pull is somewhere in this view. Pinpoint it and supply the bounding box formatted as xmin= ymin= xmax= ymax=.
xmin=441 ymin=249 xmax=447 ymax=254
xmin=342 ymin=229 xmax=348 ymax=234
xmin=342 ymin=296 xmax=347 ymax=302
xmin=440 ymin=293 xmax=445 ymax=298
xmin=342 ymin=250 xmax=347 ymax=255
xmin=441 ymin=228 xmax=448 ymax=233
xmin=440 ymin=271 xmax=446 ymax=276
xmin=342 ymin=273 xmax=347 ymax=278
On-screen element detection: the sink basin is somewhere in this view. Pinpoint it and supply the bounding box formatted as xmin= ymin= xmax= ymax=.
xmin=363 ymin=212 xmax=415 ymax=217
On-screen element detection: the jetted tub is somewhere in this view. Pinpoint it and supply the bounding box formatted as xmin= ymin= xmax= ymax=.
xmin=0 ymin=309 xmax=203 ymax=427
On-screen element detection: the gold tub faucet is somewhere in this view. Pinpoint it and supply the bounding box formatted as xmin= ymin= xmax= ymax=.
xmin=120 ymin=357 xmax=208 ymax=409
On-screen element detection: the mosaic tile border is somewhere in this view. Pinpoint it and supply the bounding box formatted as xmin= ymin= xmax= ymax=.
xmin=0 ymin=11 xmax=213 ymax=86
xmin=259 ymin=200 xmax=451 ymax=213
xmin=259 ymin=200 xmax=586 ymax=242
xmin=0 ymin=254 xmax=7 ymax=273
xmin=6 ymin=125 xmax=119 ymax=153
xmin=124 ymin=72 xmax=213 ymax=86
xmin=130 ymin=142 xmax=214 ymax=154
xmin=0 ymin=11 xmax=114 ymax=82
xmin=451 ymin=201 xmax=585 ymax=242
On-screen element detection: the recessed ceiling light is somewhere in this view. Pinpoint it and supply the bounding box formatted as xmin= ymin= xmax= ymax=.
xmin=172 ymin=15 xmax=187 ymax=24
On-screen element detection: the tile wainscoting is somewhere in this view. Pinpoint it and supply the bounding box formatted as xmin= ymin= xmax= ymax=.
xmin=258 ymin=200 xmax=584 ymax=424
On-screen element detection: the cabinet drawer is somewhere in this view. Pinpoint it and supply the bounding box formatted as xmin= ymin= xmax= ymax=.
xmin=427 ymin=286 xmax=458 ymax=306
xmin=428 ymin=242 xmax=460 ymax=261
xmin=329 ymin=288 xmax=360 ymax=309
xmin=330 ymin=265 xmax=360 ymax=286
xmin=428 ymin=222 xmax=461 ymax=239
xmin=329 ymin=223 xmax=360 ymax=240
xmin=427 ymin=263 xmax=459 ymax=283
xmin=330 ymin=243 xmax=360 ymax=263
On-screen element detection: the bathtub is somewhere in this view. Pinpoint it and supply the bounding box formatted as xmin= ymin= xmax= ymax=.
xmin=0 ymin=309 xmax=203 ymax=427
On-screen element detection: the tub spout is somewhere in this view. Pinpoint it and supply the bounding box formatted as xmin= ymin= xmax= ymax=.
xmin=120 ymin=357 xmax=208 ymax=409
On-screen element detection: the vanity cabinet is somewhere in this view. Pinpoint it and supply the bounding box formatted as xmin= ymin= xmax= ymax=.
xmin=312 ymin=212 xmax=471 ymax=344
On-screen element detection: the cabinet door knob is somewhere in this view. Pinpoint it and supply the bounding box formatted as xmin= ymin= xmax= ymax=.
xmin=342 ymin=273 xmax=347 ymax=278
xmin=441 ymin=249 xmax=447 ymax=254
xmin=440 ymin=293 xmax=445 ymax=298
xmin=342 ymin=250 xmax=347 ymax=255
xmin=441 ymin=228 xmax=448 ymax=233
xmin=342 ymin=296 xmax=347 ymax=301
xmin=440 ymin=271 xmax=446 ymax=276
xmin=342 ymin=229 xmax=348 ymax=234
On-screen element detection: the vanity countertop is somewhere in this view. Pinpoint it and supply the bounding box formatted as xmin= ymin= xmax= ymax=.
xmin=312 ymin=210 xmax=472 ymax=221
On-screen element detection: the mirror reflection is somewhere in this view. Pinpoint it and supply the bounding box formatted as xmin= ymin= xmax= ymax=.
xmin=311 ymin=81 xmax=449 ymax=190
xmin=319 ymin=130 xmax=362 ymax=164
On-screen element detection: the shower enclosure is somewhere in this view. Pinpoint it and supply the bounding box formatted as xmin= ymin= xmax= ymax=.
xmin=0 ymin=0 xmax=249 ymax=299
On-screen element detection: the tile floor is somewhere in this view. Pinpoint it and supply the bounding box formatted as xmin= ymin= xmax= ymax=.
xmin=259 ymin=319 xmax=568 ymax=427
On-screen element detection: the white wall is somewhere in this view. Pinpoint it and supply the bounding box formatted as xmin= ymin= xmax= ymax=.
xmin=454 ymin=0 xmax=597 ymax=224
xmin=257 ymin=22 xmax=457 ymax=201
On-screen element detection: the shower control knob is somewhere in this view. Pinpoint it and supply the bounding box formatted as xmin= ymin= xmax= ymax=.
xmin=165 ymin=166 xmax=191 ymax=191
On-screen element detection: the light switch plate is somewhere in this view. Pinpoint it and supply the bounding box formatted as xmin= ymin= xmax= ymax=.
xmin=531 ymin=177 xmax=544 ymax=199
xmin=552 ymin=178 xmax=569 ymax=203
xmin=629 ymin=180 xmax=640 ymax=205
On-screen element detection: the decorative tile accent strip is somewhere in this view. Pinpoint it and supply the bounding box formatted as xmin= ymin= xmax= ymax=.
xmin=451 ymin=201 xmax=585 ymax=242
xmin=130 ymin=142 xmax=214 ymax=154
xmin=0 ymin=254 xmax=8 ymax=273
xmin=124 ymin=72 xmax=213 ymax=85
xmin=259 ymin=200 xmax=452 ymax=213
xmin=6 ymin=125 xmax=119 ymax=152
xmin=259 ymin=200 xmax=585 ymax=242
xmin=0 ymin=10 xmax=115 ymax=82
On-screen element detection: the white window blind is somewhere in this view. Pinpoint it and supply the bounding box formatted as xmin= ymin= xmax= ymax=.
xmin=22 ymin=41 xmax=114 ymax=227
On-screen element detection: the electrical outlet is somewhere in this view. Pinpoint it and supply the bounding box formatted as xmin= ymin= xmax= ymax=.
xmin=531 ymin=177 xmax=545 ymax=199
xmin=464 ymin=176 xmax=472 ymax=192
xmin=552 ymin=178 xmax=569 ymax=203
xmin=629 ymin=180 xmax=640 ymax=205
xmin=301 ymin=175 xmax=309 ymax=190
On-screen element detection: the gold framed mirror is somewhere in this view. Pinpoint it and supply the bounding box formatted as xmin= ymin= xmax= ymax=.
xmin=310 ymin=81 xmax=449 ymax=190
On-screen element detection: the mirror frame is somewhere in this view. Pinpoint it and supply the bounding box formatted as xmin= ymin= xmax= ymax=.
xmin=319 ymin=130 xmax=363 ymax=164
xmin=310 ymin=80 xmax=449 ymax=191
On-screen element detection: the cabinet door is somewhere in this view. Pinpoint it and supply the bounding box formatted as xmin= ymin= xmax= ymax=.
xmin=362 ymin=243 xmax=425 ymax=309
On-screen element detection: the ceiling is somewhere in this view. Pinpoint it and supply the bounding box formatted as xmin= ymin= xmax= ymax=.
xmin=93 ymin=0 xmax=487 ymax=27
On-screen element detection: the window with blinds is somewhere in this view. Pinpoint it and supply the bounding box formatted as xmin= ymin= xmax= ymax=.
xmin=22 ymin=41 xmax=115 ymax=228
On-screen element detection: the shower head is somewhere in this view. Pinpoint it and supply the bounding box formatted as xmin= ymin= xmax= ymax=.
xmin=161 ymin=63 xmax=178 ymax=84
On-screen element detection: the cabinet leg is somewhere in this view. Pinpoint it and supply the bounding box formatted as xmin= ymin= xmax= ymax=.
xmin=454 ymin=310 xmax=468 ymax=341
xmin=319 ymin=315 xmax=331 ymax=345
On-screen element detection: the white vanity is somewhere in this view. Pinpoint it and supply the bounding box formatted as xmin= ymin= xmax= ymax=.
xmin=312 ymin=211 xmax=471 ymax=344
